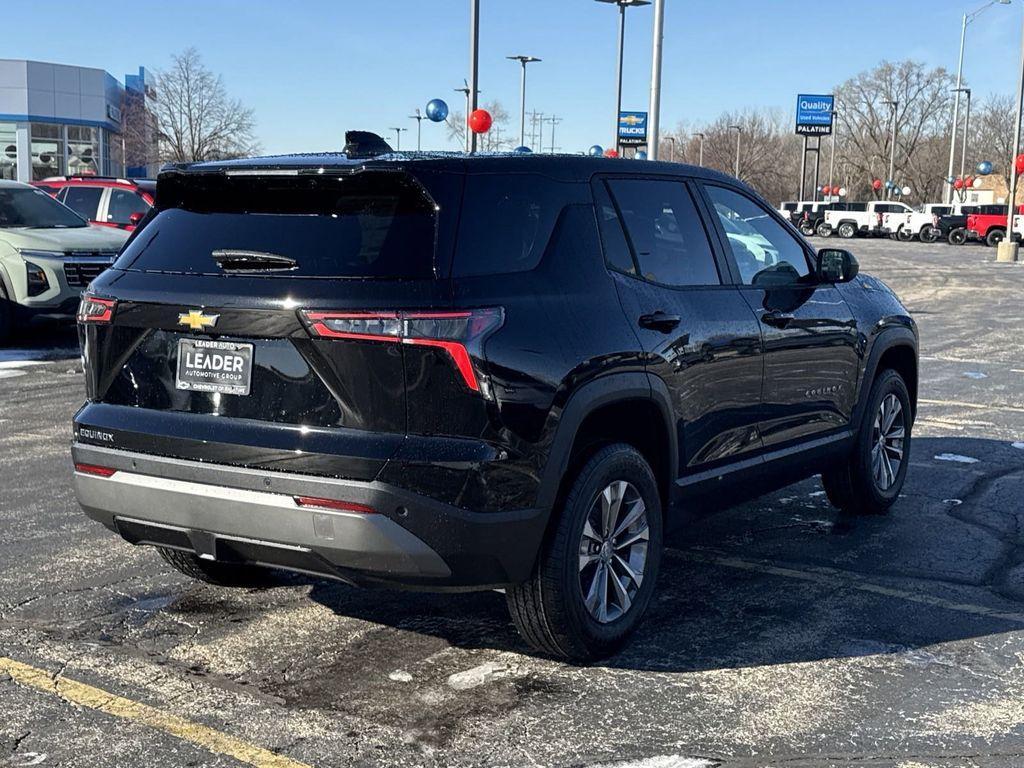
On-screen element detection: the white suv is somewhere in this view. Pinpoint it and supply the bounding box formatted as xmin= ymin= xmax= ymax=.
xmin=0 ymin=181 xmax=129 ymax=344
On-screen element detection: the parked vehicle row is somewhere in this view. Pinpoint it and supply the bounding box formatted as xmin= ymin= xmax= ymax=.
xmin=34 ymin=175 xmax=155 ymax=231
xmin=777 ymin=199 xmax=1024 ymax=247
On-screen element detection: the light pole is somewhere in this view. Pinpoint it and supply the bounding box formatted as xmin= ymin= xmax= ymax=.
xmin=730 ymin=125 xmax=742 ymax=179
xmin=828 ymin=105 xmax=840 ymax=199
xmin=389 ymin=127 xmax=407 ymax=151
xmin=882 ymin=99 xmax=898 ymax=198
xmin=507 ymin=55 xmax=541 ymax=149
xmin=468 ymin=0 xmax=480 ymax=153
xmin=955 ymin=87 xmax=972 ymax=181
xmin=647 ymin=0 xmax=666 ymax=160
xmin=946 ymin=0 xmax=1011 ymax=202
xmin=665 ymin=136 xmax=676 ymax=162
xmin=999 ymin=6 xmax=1024 ymax=262
xmin=595 ymin=0 xmax=651 ymax=154
xmin=694 ymin=132 xmax=705 ymax=166
xmin=409 ymin=110 xmax=425 ymax=151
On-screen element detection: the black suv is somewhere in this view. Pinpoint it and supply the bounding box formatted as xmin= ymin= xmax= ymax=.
xmin=72 ymin=146 xmax=918 ymax=660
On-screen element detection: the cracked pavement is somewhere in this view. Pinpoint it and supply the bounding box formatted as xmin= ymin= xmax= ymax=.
xmin=1 ymin=237 xmax=1024 ymax=767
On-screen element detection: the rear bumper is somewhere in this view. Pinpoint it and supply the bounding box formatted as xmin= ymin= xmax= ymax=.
xmin=72 ymin=443 xmax=548 ymax=590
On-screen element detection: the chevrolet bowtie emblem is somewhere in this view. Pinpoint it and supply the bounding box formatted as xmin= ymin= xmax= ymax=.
xmin=178 ymin=309 xmax=220 ymax=331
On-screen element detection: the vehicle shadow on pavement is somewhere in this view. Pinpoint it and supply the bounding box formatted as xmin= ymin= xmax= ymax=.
xmin=304 ymin=436 xmax=1024 ymax=670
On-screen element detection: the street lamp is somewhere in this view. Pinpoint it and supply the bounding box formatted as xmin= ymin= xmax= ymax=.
xmin=507 ymin=55 xmax=541 ymax=149
xmin=665 ymin=135 xmax=676 ymax=162
xmin=389 ymin=127 xmax=407 ymax=151
xmin=882 ymin=99 xmax=898 ymax=198
xmin=409 ymin=109 xmax=425 ymax=151
xmin=595 ymin=0 xmax=651 ymax=154
xmin=693 ymin=132 xmax=705 ymax=166
xmin=647 ymin=0 xmax=666 ymax=160
xmin=730 ymin=125 xmax=742 ymax=179
xmin=827 ymin=105 xmax=841 ymax=199
xmin=954 ymin=87 xmax=972 ymax=181
xmin=946 ymin=0 xmax=1011 ymax=202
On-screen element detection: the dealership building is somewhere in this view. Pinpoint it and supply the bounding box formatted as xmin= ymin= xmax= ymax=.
xmin=0 ymin=59 xmax=154 ymax=182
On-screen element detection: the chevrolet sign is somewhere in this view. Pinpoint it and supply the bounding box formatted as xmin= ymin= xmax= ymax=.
xmin=618 ymin=111 xmax=648 ymax=146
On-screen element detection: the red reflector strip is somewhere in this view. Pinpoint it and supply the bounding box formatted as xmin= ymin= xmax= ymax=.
xmin=74 ymin=462 xmax=117 ymax=477
xmin=293 ymin=496 xmax=377 ymax=514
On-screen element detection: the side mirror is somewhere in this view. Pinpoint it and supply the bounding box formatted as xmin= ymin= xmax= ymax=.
xmin=817 ymin=248 xmax=859 ymax=283
xmin=129 ymin=212 xmax=145 ymax=226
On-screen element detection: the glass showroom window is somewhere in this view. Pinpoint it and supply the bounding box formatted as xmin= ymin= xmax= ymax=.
xmin=68 ymin=126 xmax=100 ymax=176
xmin=102 ymin=129 xmax=124 ymax=177
xmin=30 ymin=123 xmax=64 ymax=180
xmin=0 ymin=123 xmax=16 ymax=181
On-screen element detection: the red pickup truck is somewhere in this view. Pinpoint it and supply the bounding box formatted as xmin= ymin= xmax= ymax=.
xmin=967 ymin=205 xmax=1024 ymax=247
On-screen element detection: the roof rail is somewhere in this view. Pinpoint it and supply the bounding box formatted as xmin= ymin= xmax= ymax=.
xmin=41 ymin=174 xmax=137 ymax=185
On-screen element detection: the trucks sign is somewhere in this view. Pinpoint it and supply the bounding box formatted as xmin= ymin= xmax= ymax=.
xmin=618 ymin=111 xmax=648 ymax=146
xmin=795 ymin=94 xmax=834 ymax=136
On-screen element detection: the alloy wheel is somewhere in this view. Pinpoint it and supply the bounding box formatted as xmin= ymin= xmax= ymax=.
xmin=578 ymin=480 xmax=649 ymax=624
xmin=871 ymin=394 xmax=905 ymax=491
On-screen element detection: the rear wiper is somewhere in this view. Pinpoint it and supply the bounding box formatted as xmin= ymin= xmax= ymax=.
xmin=212 ymin=250 xmax=298 ymax=272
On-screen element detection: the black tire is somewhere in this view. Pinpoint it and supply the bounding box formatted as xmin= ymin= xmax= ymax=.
xmin=0 ymin=282 xmax=13 ymax=346
xmin=920 ymin=225 xmax=939 ymax=244
xmin=507 ymin=443 xmax=663 ymax=661
xmin=948 ymin=228 xmax=968 ymax=246
xmin=837 ymin=222 xmax=857 ymax=239
xmin=815 ymin=222 xmax=833 ymax=238
xmin=799 ymin=221 xmax=815 ymax=237
xmin=822 ymin=369 xmax=912 ymax=516
xmin=896 ymin=227 xmax=914 ymax=242
xmin=986 ymin=229 xmax=1005 ymax=248
xmin=157 ymin=547 xmax=277 ymax=587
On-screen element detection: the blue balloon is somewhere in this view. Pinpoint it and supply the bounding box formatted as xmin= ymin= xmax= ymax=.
xmin=947 ymin=175 xmax=956 ymax=184
xmin=635 ymin=150 xmax=648 ymax=161
xmin=588 ymin=144 xmax=604 ymax=157
xmin=425 ymin=98 xmax=449 ymax=123
xmin=976 ymin=160 xmax=993 ymax=176
xmin=513 ymin=146 xmax=532 ymax=154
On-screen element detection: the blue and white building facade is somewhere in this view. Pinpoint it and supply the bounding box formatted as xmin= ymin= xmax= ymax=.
xmin=0 ymin=59 xmax=153 ymax=182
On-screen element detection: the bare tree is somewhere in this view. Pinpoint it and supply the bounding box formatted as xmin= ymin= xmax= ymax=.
xmin=834 ymin=60 xmax=954 ymax=202
xmin=152 ymin=48 xmax=260 ymax=163
xmin=970 ymin=94 xmax=1017 ymax=190
xmin=443 ymin=101 xmax=512 ymax=151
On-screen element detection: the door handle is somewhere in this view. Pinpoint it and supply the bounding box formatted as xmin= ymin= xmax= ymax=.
xmin=639 ymin=311 xmax=681 ymax=333
xmin=761 ymin=310 xmax=795 ymax=328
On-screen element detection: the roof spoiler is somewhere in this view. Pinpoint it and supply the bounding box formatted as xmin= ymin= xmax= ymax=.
xmin=343 ymin=131 xmax=394 ymax=159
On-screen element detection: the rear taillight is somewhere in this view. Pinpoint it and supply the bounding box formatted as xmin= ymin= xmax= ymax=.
xmin=300 ymin=308 xmax=504 ymax=395
xmin=77 ymin=295 xmax=116 ymax=324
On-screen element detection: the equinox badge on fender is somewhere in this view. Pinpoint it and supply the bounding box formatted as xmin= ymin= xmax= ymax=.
xmin=178 ymin=309 xmax=220 ymax=331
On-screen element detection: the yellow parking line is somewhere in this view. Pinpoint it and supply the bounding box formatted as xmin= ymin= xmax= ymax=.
xmin=0 ymin=656 xmax=312 ymax=768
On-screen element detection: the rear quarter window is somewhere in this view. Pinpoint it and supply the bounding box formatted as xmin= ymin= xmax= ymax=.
xmin=451 ymin=173 xmax=587 ymax=277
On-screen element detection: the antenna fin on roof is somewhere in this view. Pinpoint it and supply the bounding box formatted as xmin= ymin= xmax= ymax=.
xmin=344 ymin=131 xmax=395 ymax=158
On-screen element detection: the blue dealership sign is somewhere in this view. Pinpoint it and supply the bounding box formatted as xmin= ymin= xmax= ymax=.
xmin=795 ymin=94 xmax=834 ymax=136
xmin=618 ymin=111 xmax=648 ymax=146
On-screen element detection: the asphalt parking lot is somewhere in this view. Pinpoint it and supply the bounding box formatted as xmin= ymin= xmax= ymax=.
xmin=2 ymin=238 xmax=1024 ymax=768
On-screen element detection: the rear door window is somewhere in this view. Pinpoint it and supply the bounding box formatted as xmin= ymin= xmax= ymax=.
xmin=606 ymin=178 xmax=720 ymax=287
xmin=107 ymin=188 xmax=151 ymax=225
xmin=452 ymin=173 xmax=583 ymax=277
xmin=62 ymin=186 xmax=103 ymax=220
xmin=116 ymin=172 xmax=440 ymax=278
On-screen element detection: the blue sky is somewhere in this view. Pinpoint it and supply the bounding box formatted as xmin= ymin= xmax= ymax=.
xmin=3 ymin=0 xmax=1021 ymax=154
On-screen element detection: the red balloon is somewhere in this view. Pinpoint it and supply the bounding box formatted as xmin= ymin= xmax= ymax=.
xmin=1016 ymin=153 xmax=1024 ymax=175
xmin=822 ymin=185 xmax=831 ymax=195
xmin=468 ymin=109 xmax=492 ymax=134
xmin=603 ymin=148 xmax=619 ymax=158
xmin=965 ymin=176 xmax=975 ymax=188
xmin=871 ymin=179 xmax=882 ymax=191
xmin=953 ymin=177 xmax=964 ymax=190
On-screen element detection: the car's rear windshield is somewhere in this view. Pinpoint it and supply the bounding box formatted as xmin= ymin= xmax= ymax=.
xmin=114 ymin=171 xmax=440 ymax=278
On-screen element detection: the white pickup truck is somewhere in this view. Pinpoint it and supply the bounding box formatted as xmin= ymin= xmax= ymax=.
xmin=822 ymin=201 xmax=913 ymax=239
xmin=882 ymin=203 xmax=960 ymax=243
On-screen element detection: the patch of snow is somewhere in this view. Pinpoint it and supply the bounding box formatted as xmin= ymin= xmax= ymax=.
xmin=0 ymin=360 xmax=48 ymax=370
xmin=388 ymin=670 xmax=413 ymax=683
xmin=934 ymin=453 xmax=980 ymax=464
xmin=963 ymin=371 xmax=988 ymax=380
xmin=593 ymin=757 xmax=715 ymax=768
xmin=447 ymin=662 xmax=507 ymax=690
